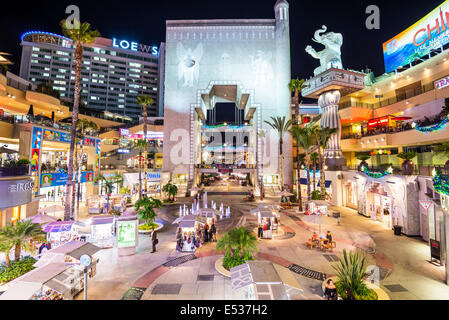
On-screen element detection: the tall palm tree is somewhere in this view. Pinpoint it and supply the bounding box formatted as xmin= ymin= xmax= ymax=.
xmin=264 ymin=116 xmax=293 ymax=191
xmin=288 ymin=78 xmax=308 ymax=126
xmin=74 ymin=119 xmax=99 ymax=219
xmin=137 ymin=95 xmax=154 ymax=195
xmin=257 ymin=130 xmax=267 ymax=200
xmin=0 ymin=221 xmax=44 ymax=261
xmin=134 ymin=139 xmax=148 ymax=199
xmin=316 ymin=127 xmax=338 ymax=200
xmin=310 ymin=152 xmax=319 ymax=192
xmin=0 ymin=240 xmax=13 ymax=267
xmin=61 ymin=20 xmax=100 ymax=221
xmin=94 ymin=174 xmax=120 ymax=213
xmin=290 ymin=125 xmax=317 ymax=208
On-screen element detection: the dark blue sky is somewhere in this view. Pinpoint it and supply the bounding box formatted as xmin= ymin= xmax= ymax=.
xmin=0 ymin=0 xmax=445 ymax=78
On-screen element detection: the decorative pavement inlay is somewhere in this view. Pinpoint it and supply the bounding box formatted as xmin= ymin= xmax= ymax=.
xmin=151 ymin=284 xmax=182 ymax=295
xmin=121 ymin=287 xmax=146 ymax=300
xmin=323 ymin=254 xmax=339 ymax=262
xmin=384 ymin=284 xmax=408 ymax=292
xmin=162 ymin=253 xmax=197 ymax=267
xmin=197 ymin=274 xmax=215 ymax=281
xmin=273 ymin=232 xmax=295 ymax=240
xmin=287 ymin=264 xmax=327 ymax=281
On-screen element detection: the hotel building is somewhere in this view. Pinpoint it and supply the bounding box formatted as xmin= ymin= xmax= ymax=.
xmin=19 ymin=31 xmax=165 ymax=121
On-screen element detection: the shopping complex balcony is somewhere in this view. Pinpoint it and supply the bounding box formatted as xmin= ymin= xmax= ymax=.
xmin=347 ymin=164 xmax=449 ymax=177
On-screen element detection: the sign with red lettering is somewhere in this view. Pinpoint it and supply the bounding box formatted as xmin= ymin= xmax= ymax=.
xmin=435 ymin=76 xmax=449 ymax=90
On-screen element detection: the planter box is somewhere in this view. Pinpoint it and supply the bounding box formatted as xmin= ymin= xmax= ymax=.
xmin=137 ymin=223 xmax=163 ymax=234
xmin=215 ymin=256 xmax=230 ymax=277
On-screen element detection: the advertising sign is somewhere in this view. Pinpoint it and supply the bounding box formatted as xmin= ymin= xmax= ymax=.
xmin=435 ymin=75 xmax=449 ymax=89
xmin=43 ymin=129 xmax=71 ymax=143
xmin=155 ymin=153 xmax=163 ymax=169
xmin=117 ymin=220 xmax=137 ymax=248
xmin=0 ymin=178 xmax=34 ymax=209
xmin=430 ymin=239 xmax=441 ymax=261
xmin=40 ymin=171 xmax=93 ymax=188
xmin=112 ymin=38 xmax=159 ymax=56
xmin=383 ymin=0 xmax=449 ymax=73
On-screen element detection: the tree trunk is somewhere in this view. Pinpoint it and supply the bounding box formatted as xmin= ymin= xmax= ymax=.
xmin=14 ymin=244 xmax=21 ymax=261
xmin=4 ymin=252 xmax=10 ymax=268
xmin=143 ymin=105 xmax=148 ymax=195
xmin=76 ymin=143 xmax=84 ymax=220
xmin=312 ymin=161 xmax=316 ymax=192
xmin=71 ymin=143 xmax=78 ymax=220
xmin=321 ymin=152 xmax=326 ymax=201
xmin=139 ymin=151 xmax=142 ymax=200
xmin=64 ymin=43 xmax=83 ymax=221
xmin=279 ymin=138 xmax=284 ymax=191
xmin=306 ymin=159 xmax=311 ymax=200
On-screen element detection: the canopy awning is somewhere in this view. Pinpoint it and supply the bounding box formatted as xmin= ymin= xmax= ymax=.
xmin=46 ymin=241 xmax=101 ymax=260
xmin=0 ymin=282 xmax=42 ymax=300
xmin=91 ymin=216 xmax=114 ymax=225
xmin=179 ymin=220 xmax=196 ymax=229
xmin=43 ymin=221 xmax=74 ymax=233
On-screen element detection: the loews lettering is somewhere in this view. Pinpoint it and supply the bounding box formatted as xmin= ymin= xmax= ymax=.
xmin=112 ymin=38 xmax=158 ymax=56
xmin=8 ymin=181 xmax=35 ymax=193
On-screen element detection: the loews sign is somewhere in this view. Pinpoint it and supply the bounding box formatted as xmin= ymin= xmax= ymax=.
xmin=112 ymin=38 xmax=158 ymax=56
xmin=0 ymin=178 xmax=34 ymax=209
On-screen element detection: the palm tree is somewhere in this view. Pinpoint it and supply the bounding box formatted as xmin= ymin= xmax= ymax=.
xmin=288 ymin=78 xmax=308 ymax=126
xmin=162 ymin=183 xmax=178 ymax=202
xmin=137 ymin=95 xmax=154 ymax=194
xmin=135 ymin=196 xmax=162 ymax=228
xmin=134 ymin=139 xmax=148 ymax=199
xmin=316 ymin=127 xmax=338 ymax=200
xmin=61 ymin=20 xmax=100 ymax=221
xmin=94 ymin=174 xmax=116 ymax=213
xmin=216 ymin=227 xmax=258 ymax=269
xmin=264 ymin=116 xmax=293 ymax=191
xmin=0 ymin=221 xmax=44 ymax=261
xmin=290 ymin=125 xmax=317 ymax=207
xmin=310 ymin=152 xmax=319 ymax=192
xmin=0 ymin=240 xmax=13 ymax=267
xmin=257 ymin=130 xmax=267 ymax=200
xmin=74 ymin=119 xmax=99 ymax=219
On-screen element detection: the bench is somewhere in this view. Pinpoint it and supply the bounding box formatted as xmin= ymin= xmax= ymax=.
xmin=306 ymin=239 xmax=318 ymax=249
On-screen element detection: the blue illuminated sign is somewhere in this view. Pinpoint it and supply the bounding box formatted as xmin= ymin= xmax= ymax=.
xmin=112 ymin=38 xmax=158 ymax=56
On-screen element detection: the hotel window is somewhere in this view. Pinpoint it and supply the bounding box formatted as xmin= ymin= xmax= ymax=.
xmin=32 ymin=47 xmax=40 ymax=52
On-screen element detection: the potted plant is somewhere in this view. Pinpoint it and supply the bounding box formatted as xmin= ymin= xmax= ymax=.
xmin=162 ymin=183 xmax=178 ymax=203
xmin=356 ymin=155 xmax=371 ymax=171
xmin=397 ymin=151 xmax=417 ymax=175
xmin=331 ymin=249 xmax=378 ymax=300
xmin=216 ymin=227 xmax=258 ymax=272
xmin=135 ymin=196 xmax=162 ymax=233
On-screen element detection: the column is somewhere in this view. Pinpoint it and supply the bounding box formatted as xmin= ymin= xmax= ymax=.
xmin=318 ymin=90 xmax=347 ymax=170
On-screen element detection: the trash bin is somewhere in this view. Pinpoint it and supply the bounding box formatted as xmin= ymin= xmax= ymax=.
xmin=393 ymin=225 xmax=402 ymax=236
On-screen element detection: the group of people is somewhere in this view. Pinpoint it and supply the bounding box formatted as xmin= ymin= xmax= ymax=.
xmin=311 ymin=230 xmax=333 ymax=245
xmin=176 ymin=222 xmax=217 ymax=252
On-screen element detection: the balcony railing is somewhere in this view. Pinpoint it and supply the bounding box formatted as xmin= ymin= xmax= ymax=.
xmin=349 ymin=165 xmax=449 ymax=176
xmin=196 ymin=164 xmax=256 ymax=170
xmin=339 ymin=82 xmax=436 ymax=110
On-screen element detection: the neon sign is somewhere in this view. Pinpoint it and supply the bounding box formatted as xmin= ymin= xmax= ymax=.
xmin=435 ymin=75 xmax=449 ymax=89
xmin=112 ymin=38 xmax=158 ymax=56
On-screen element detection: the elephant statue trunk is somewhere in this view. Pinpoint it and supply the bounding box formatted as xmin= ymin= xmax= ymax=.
xmin=312 ymin=25 xmax=327 ymax=44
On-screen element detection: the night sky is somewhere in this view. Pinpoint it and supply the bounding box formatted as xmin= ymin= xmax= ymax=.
xmin=0 ymin=0 xmax=445 ymax=79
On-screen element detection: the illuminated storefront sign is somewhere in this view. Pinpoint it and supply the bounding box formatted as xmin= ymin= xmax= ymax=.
xmin=112 ymin=38 xmax=159 ymax=56
xmin=43 ymin=129 xmax=71 ymax=143
xmin=119 ymin=128 xmax=130 ymax=136
xmin=435 ymin=75 xmax=449 ymax=89
xmin=368 ymin=116 xmax=390 ymax=129
xmin=0 ymin=178 xmax=34 ymax=209
xmin=383 ymin=0 xmax=449 ymax=73
xmin=117 ymin=149 xmax=130 ymax=154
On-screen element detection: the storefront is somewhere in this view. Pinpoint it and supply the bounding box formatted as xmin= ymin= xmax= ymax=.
xmin=344 ymin=180 xmax=358 ymax=209
xmin=263 ymin=175 xmax=279 ymax=186
xmin=366 ymin=182 xmax=392 ymax=228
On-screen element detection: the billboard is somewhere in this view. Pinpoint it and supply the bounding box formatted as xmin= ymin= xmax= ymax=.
xmin=40 ymin=171 xmax=93 ymax=188
xmin=117 ymin=220 xmax=137 ymax=248
xmin=383 ymin=0 xmax=449 ymax=73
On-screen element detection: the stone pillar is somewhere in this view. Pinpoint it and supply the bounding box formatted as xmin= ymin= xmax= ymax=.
xmin=318 ymin=90 xmax=346 ymax=170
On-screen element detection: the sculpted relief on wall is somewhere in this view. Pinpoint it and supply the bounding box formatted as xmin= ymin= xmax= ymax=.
xmin=249 ymin=50 xmax=273 ymax=87
xmin=177 ymin=42 xmax=203 ymax=88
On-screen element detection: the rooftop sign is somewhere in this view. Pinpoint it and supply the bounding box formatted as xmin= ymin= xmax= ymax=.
xmin=112 ymin=38 xmax=158 ymax=56
xmin=383 ymin=0 xmax=449 ymax=73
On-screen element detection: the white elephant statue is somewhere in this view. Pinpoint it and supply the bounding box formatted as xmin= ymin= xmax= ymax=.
xmin=305 ymin=25 xmax=343 ymax=76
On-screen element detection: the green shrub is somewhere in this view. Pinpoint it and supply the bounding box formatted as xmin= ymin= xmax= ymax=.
xmin=138 ymin=223 xmax=160 ymax=231
xmin=222 ymin=253 xmax=251 ymax=271
xmin=163 ymin=199 xmax=174 ymax=204
xmin=311 ymin=190 xmax=321 ymax=200
xmin=335 ymin=280 xmax=378 ymax=300
xmin=0 ymin=256 xmax=37 ymax=284
xmin=17 ymin=159 xmax=30 ymax=166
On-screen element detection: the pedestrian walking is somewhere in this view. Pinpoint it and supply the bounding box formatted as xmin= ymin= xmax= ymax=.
xmin=151 ymin=228 xmax=158 ymax=253
xmin=210 ymin=223 xmax=217 ymax=242
xmin=257 ymin=225 xmax=263 ymax=239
